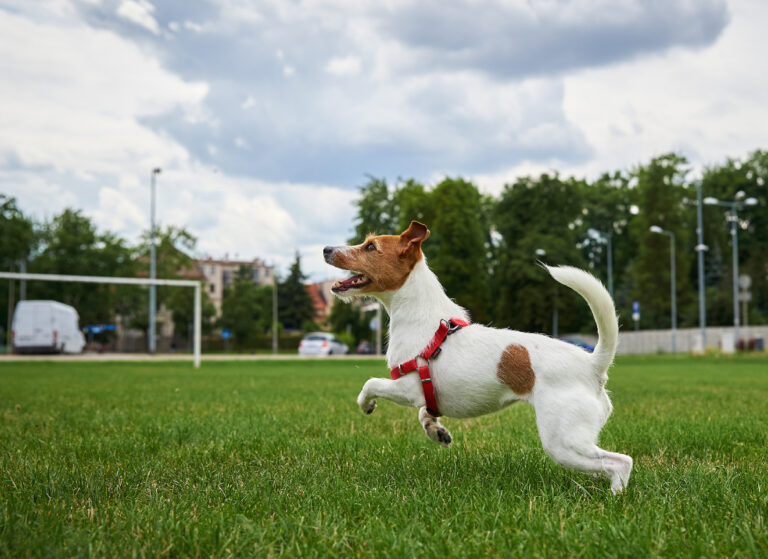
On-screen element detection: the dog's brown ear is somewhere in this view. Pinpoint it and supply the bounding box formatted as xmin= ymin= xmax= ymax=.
xmin=400 ymin=220 xmax=430 ymax=256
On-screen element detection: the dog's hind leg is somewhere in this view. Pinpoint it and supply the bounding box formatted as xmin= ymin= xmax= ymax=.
xmin=533 ymin=390 xmax=633 ymax=494
xmin=418 ymin=407 xmax=452 ymax=447
xmin=356 ymin=377 xmax=422 ymax=415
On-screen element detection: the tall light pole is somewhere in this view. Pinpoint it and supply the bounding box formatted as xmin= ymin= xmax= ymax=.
xmin=272 ymin=264 xmax=278 ymax=355
xmin=695 ymin=181 xmax=708 ymax=351
xmin=149 ymin=167 xmax=161 ymax=354
xmin=704 ymin=192 xmax=758 ymax=347
xmin=650 ymin=226 xmax=677 ymax=353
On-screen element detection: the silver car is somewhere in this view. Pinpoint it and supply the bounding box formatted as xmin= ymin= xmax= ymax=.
xmin=298 ymin=332 xmax=349 ymax=356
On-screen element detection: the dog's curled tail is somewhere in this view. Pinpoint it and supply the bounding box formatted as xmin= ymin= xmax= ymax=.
xmin=544 ymin=265 xmax=619 ymax=379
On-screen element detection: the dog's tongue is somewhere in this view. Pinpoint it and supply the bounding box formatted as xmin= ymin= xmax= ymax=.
xmin=333 ymin=274 xmax=369 ymax=291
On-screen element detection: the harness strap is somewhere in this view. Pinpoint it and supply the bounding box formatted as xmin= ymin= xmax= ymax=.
xmin=389 ymin=318 xmax=469 ymax=417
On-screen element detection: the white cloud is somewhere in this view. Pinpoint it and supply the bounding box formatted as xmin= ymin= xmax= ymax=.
xmin=561 ymin=0 xmax=768 ymax=177
xmin=0 ymin=9 xmax=207 ymax=176
xmin=116 ymin=0 xmax=159 ymax=35
xmin=183 ymin=20 xmax=203 ymax=33
xmin=325 ymin=55 xmax=362 ymax=76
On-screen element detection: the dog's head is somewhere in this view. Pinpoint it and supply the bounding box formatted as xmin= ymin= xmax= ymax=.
xmin=323 ymin=220 xmax=430 ymax=299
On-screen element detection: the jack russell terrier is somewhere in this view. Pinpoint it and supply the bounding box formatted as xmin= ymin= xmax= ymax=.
xmin=323 ymin=221 xmax=633 ymax=493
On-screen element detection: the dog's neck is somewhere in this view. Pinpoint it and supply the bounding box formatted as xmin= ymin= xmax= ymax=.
xmin=375 ymin=257 xmax=469 ymax=366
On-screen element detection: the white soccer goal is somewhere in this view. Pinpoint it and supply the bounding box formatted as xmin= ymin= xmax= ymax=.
xmin=0 ymin=272 xmax=202 ymax=368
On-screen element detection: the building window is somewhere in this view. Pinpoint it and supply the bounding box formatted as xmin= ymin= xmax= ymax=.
xmin=209 ymin=284 xmax=215 ymax=294
xmin=223 ymin=270 xmax=232 ymax=286
xmin=252 ymin=269 xmax=259 ymax=282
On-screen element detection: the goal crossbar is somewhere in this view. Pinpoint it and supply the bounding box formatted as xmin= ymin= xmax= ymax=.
xmin=0 ymin=272 xmax=202 ymax=368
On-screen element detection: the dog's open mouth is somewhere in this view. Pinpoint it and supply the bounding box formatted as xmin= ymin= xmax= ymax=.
xmin=332 ymin=273 xmax=372 ymax=293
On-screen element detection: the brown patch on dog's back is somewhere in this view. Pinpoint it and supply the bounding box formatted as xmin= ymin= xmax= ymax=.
xmin=497 ymin=344 xmax=535 ymax=395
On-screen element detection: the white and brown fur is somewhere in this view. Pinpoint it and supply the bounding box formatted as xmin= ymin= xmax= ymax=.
xmin=323 ymin=221 xmax=633 ymax=493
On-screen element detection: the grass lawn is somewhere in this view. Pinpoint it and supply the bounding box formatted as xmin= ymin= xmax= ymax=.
xmin=1 ymin=355 xmax=766 ymax=558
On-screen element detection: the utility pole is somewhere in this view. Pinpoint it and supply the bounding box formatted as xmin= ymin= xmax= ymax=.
xmin=695 ymin=181 xmax=707 ymax=351
xmin=272 ymin=266 xmax=278 ymax=354
xmin=19 ymin=259 xmax=26 ymax=301
xmin=729 ymin=207 xmax=740 ymax=346
xmin=650 ymin=226 xmax=677 ymax=353
xmin=149 ymin=167 xmax=161 ymax=354
xmin=6 ymin=262 xmax=13 ymax=353
xmin=704 ymin=193 xmax=757 ymax=350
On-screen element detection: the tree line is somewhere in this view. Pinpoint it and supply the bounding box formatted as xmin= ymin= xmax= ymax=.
xmin=0 ymin=202 xmax=316 ymax=350
xmin=333 ymin=151 xmax=768 ymax=338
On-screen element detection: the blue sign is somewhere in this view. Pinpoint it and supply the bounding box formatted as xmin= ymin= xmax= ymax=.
xmin=84 ymin=324 xmax=116 ymax=334
xmin=632 ymin=301 xmax=640 ymax=321
xmin=221 ymin=329 xmax=232 ymax=340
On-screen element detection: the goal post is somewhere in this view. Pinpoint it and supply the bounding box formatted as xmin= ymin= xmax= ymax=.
xmin=0 ymin=271 xmax=202 ymax=368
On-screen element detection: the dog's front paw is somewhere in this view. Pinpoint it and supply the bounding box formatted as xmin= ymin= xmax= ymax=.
xmin=357 ymin=392 xmax=377 ymax=415
xmin=427 ymin=425 xmax=452 ymax=448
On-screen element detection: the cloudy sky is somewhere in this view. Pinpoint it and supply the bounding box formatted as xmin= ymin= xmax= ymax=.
xmin=1 ymin=0 xmax=766 ymax=280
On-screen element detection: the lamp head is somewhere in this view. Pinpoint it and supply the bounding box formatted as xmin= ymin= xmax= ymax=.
xmin=703 ymin=197 xmax=719 ymax=205
xmin=649 ymin=225 xmax=663 ymax=234
xmin=152 ymin=167 xmax=162 ymax=175
xmin=745 ymin=197 xmax=758 ymax=206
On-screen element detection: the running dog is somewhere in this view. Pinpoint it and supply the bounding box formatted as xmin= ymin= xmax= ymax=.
xmin=323 ymin=221 xmax=633 ymax=493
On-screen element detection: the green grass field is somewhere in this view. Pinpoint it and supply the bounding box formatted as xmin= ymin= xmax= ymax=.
xmin=1 ymin=356 xmax=766 ymax=558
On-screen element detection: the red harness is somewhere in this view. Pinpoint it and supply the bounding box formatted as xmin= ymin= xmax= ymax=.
xmin=389 ymin=318 xmax=470 ymax=417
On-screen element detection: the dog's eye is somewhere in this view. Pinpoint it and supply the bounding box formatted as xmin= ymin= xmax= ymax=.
xmin=364 ymin=242 xmax=376 ymax=252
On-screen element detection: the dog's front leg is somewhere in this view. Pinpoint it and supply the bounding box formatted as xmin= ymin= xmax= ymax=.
xmin=418 ymin=407 xmax=452 ymax=448
xmin=357 ymin=376 xmax=422 ymax=415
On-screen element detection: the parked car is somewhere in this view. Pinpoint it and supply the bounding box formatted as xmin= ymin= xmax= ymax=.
xmin=356 ymin=340 xmax=375 ymax=354
xmin=560 ymin=337 xmax=595 ymax=352
xmin=298 ymin=332 xmax=349 ymax=356
xmin=12 ymin=300 xmax=86 ymax=354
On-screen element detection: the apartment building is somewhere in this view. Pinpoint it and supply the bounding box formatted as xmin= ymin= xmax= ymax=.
xmin=196 ymin=257 xmax=274 ymax=315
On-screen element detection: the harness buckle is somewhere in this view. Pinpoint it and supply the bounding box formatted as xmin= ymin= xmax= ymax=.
xmin=447 ymin=321 xmax=463 ymax=335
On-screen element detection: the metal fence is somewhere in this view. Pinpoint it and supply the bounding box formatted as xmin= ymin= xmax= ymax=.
xmin=565 ymin=326 xmax=768 ymax=354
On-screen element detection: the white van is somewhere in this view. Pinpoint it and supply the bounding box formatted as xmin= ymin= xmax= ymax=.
xmin=12 ymin=300 xmax=86 ymax=354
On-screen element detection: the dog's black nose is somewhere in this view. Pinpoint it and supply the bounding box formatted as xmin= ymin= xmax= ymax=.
xmin=323 ymin=246 xmax=333 ymax=261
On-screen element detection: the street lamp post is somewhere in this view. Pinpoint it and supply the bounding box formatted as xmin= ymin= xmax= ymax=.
xmin=704 ymin=193 xmax=758 ymax=348
xmin=695 ymin=181 xmax=708 ymax=352
xmin=650 ymin=226 xmax=677 ymax=353
xmin=149 ymin=167 xmax=161 ymax=354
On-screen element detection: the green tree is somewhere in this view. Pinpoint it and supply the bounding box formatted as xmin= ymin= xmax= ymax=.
xmin=327 ymin=300 xmax=374 ymax=347
xmin=494 ymin=173 xmax=587 ymax=333
xmin=629 ymin=153 xmax=696 ymax=329
xmin=135 ymin=225 xmax=215 ymax=337
xmin=427 ymin=178 xmax=491 ymax=322
xmin=278 ymin=253 xmax=315 ymax=331
xmin=1 ymin=195 xmax=36 ymax=343
xmin=28 ymin=209 xmax=138 ymax=325
xmin=580 ymin=171 xmax=640 ymax=324
xmin=0 ymin=194 xmax=35 ymax=268
xmin=219 ymin=266 xmax=273 ymax=349
xmin=350 ymin=177 xmax=398 ymax=244
xmin=393 ymin=179 xmax=431 ymax=232
xmin=701 ymin=150 xmax=768 ymax=326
